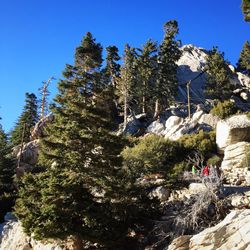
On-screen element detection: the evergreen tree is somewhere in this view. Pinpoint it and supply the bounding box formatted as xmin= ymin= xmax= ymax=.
xmin=237 ymin=40 xmax=250 ymax=75
xmin=242 ymin=0 xmax=250 ymax=22
xmin=136 ymin=40 xmax=158 ymax=115
xmin=75 ymin=31 xmax=103 ymax=71
xmin=154 ymin=20 xmax=182 ymax=118
xmin=117 ymin=44 xmax=138 ymax=127
xmin=0 ymin=123 xmax=15 ymax=222
xmin=10 ymin=93 xmax=38 ymax=146
xmin=105 ymin=45 xmax=121 ymax=88
xmin=14 ymin=33 xmax=133 ymax=247
xmin=103 ymin=46 xmax=121 ymax=119
xmin=204 ymin=47 xmax=234 ymax=100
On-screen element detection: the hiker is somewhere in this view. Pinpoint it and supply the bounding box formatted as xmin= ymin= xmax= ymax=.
xmin=192 ymin=165 xmax=197 ymax=175
xmin=203 ymin=165 xmax=209 ymax=176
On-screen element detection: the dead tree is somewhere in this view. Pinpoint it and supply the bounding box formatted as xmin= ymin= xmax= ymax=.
xmin=39 ymin=77 xmax=55 ymax=119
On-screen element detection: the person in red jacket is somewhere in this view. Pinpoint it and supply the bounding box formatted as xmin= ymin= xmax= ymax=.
xmin=203 ymin=165 xmax=209 ymax=176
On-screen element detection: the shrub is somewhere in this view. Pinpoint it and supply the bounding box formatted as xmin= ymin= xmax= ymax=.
xmin=210 ymin=100 xmax=238 ymax=119
xmin=121 ymin=135 xmax=186 ymax=184
xmin=207 ymin=155 xmax=222 ymax=166
xmin=178 ymin=130 xmax=216 ymax=158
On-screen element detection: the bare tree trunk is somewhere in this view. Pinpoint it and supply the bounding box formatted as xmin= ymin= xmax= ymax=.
xmin=124 ymin=88 xmax=128 ymax=129
xmin=142 ymin=81 xmax=146 ymax=114
xmin=153 ymin=99 xmax=160 ymax=119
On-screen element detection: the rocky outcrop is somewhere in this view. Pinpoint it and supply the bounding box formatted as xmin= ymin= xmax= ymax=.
xmin=167 ymin=209 xmax=250 ymax=250
xmin=13 ymin=140 xmax=40 ymax=177
xmin=15 ymin=140 xmax=40 ymax=166
xmin=221 ymin=142 xmax=250 ymax=186
xmin=216 ymin=114 xmax=250 ymax=152
xmin=0 ymin=220 xmax=64 ymax=250
xmin=120 ymin=113 xmax=148 ymax=136
xmin=0 ymin=216 xmax=84 ymax=250
xmin=176 ymin=45 xmax=250 ymax=105
xmin=176 ymin=45 xmax=208 ymax=103
xmin=30 ymin=113 xmax=53 ymax=140
xmin=146 ymin=107 xmax=218 ymax=140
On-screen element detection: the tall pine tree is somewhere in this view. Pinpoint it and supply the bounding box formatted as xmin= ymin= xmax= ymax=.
xmin=136 ymin=40 xmax=158 ymax=115
xmin=105 ymin=45 xmax=121 ymax=88
xmin=205 ymin=47 xmax=234 ymax=100
xmin=10 ymin=93 xmax=38 ymax=146
xmin=154 ymin=20 xmax=182 ymax=118
xmin=14 ymin=33 xmax=133 ymax=247
xmin=117 ymin=44 xmax=138 ymax=127
xmin=237 ymin=40 xmax=250 ymax=75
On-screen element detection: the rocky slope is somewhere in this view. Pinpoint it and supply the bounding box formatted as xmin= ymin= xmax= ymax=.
xmin=167 ymin=209 xmax=250 ymax=250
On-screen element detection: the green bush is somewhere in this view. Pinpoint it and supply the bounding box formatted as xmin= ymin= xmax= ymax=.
xmin=122 ymin=135 xmax=186 ymax=182
xmin=178 ymin=130 xmax=216 ymax=158
xmin=207 ymin=155 xmax=222 ymax=166
xmin=210 ymin=100 xmax=238 ymax=119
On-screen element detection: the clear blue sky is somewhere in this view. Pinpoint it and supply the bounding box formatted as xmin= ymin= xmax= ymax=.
xmin=0 ymin=0 xmax=249 ymax=132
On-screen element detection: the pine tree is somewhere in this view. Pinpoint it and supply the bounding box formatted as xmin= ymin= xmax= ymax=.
xmin=237 ymin=40 xmax=250 ymax=75
xmin=105 ymin=45 xmax=121 ymax=88
xmin=103 ymin=46 xmax=121 ymax=119
xmin=154 ymin=20 xmax=182 ymax=118
xmin=117 ymin=44 xmax=138 ymax=127
xmin=14 ymin=33 xmax=131 ymax=247
xmin=10 ymin=93 xmax=38 ymax=146
xmin=242 ymin=0 xmax=250 ymax=22
xmin=0 ymin=123 xmax=15 ymax=222
xmin=136 ymin=40 xmax=158 ymax=115
xmin=205 ymin=47 xmax=234 ymax=100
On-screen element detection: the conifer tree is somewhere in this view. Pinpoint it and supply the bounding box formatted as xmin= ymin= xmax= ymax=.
xmin=237 ymin=40 xmax=250 ymax=75
xmin=103 ymin=46 xmax=121 ymax=119
xmin=105 ymin=45 xmax=121 ymax=88
xmin=205 ymin=47 xmax=234 ymax=100
xmin=242 ymin=0 xmax=250 ymax=21
xmin=136 ymin=40 xmax=158 ymax=115
xmin=10 ymin=93 xmax=38 ymax=146
xmin=117 ymin=44 xmax=138 ymax=127
xmin=0 ymin=123 xmax=15 ymax=222
xmin=154 ymin=20 xmax=182 ymax=118
xmin=14 ymin=33 xmax=132 ymax=247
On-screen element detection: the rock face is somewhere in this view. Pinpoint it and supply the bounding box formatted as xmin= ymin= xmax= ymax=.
xmin=0 ymin=220 xmax=63 ymax=250
xmin=176 ymin=45 xmax=208 ymax=103
xmin=176 ymin=45 xmax=250 ymax=106
xmin=216 ymin=114 xmax=250 ymax=152
xmin=221 ymin=142 xmax=250 ymax=186
xmin=167 ymin=209 xmax=250 ymax=250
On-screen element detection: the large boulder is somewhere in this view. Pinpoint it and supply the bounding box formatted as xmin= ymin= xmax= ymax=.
xmin=15 ymin=140 xmax=40 ymax=166
xmin=167 ymin=209 xmax=250 ymax=250
xmin=163 ymin=109 xmax=212 ymax=141
xmin=121 ymin=114 xmax=147 ymax=136
xmin=146 ymin=120 xmax=165 ymax=135
xmin=198 ymin=113 xmax=220 ymax=128
xmin=216 ymin=114 xmax=250 ymax=152
xmin=221 ymin=141 xmax=250 ymax=186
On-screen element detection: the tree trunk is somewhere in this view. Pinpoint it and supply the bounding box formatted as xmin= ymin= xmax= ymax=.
xmin=142 ymin=81 xmax=146 ymax=114
xmin=124 ymin=88 xmax=128 ymax=129
xmin=153 ymin=99 xmax=160 ymax=119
